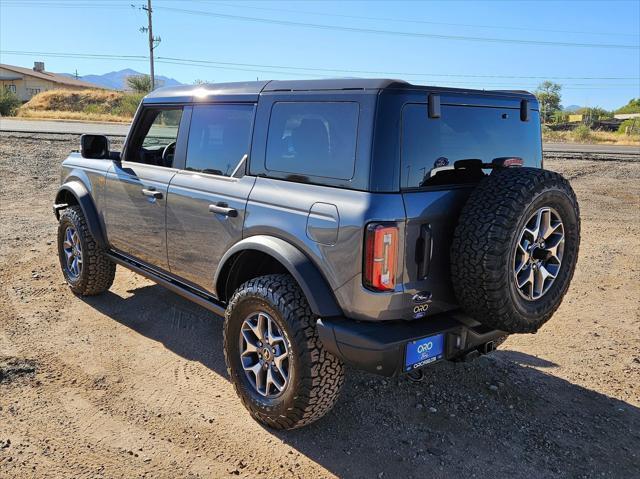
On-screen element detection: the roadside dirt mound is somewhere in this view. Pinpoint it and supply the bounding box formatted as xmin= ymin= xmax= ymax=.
xmin=17 ymin=90 xmax=142 ymax=122
xmin=21 ymin=89 xmax=123 ymax=113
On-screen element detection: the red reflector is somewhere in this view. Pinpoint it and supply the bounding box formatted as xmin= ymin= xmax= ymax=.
xmin=363 ymin=224 xmax=399 ymax=291
xmin=493 ymin=157 xmax=524 ymax=168
xmin=502 ymin=158 xmax=523 ymax=167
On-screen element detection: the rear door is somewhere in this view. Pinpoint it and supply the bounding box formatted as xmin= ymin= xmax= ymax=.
xmin=400 ymin=100 xmax=542 ymax=316
xmin=166 ymin=103 xmax=256 ymax=293
xmin=104 ymin=106 xmax=186 ymax=270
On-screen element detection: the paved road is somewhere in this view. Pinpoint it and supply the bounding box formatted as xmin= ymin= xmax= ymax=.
xmin=543 ymin=142 xmax=639 ymax=154
xmin=0 ymin=118 xmax=130 ymax=136
xmin=1 ymin=118 xmax=639 ymax=155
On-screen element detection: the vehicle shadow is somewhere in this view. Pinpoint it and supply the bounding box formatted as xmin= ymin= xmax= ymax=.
xmin=82 ymin=284 xmax=640 ymax=479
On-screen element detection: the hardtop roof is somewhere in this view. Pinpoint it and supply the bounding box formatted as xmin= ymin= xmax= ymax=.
xmin=142 ymin=78 xmax=537 ymax=104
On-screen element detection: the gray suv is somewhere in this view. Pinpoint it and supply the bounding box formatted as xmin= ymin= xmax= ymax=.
xmin=54 ymin=79 xmax=580 ymax=429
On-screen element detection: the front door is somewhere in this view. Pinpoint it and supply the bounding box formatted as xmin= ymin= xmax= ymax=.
xmin=166 ymin=103 xmax=256 ymax=293
xmin=104 ymin=106 xmax=186 ymax=270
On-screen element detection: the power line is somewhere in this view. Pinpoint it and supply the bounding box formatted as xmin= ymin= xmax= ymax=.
xmin=8 ymin=0 xmax=640 ymax=41
xmin=3 ymin=50 xmax=638 ymax=84
xmin=155 ymin=59 xmax=638 ymax=88
xmin=152 ymin=6 xmax=640 ymax=50
xmin=157 ymin=56 xmax=640 ymax=82
xmin=197 ymin=1 xmax=640 ymax=39
xmin=3 ymin=1 xmax=638 ymax=49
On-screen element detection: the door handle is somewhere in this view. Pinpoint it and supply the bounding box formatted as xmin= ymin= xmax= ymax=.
xmin=142 ymin=188 xmax=163 ymax=199
xmin=209 ymin=202 xmax=238 ymax=217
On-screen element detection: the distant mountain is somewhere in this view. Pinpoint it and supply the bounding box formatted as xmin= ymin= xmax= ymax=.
xmin=563 ymin=105 xmax=582 ymax=113
xmin=59 ymin=68 xmax=182 ymax=90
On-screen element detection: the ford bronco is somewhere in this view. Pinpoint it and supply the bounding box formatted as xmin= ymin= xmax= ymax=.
xmin=53 ymin=79 xmax=580 ymax=429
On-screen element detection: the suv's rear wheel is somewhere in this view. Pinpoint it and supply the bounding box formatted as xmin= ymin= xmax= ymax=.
xmin=223 ymin=274 xmax=345 ymax=429
xmin=451 ymin=167 xmax=580 ymax=333
xmin=57 ymin=206 xmax=115 ymax=295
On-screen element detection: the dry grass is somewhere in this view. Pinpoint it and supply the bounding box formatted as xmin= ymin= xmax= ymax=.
xmin=17 ymin=109 xmax=132 ymax=123
xmin=21 ymin=89 xmax=121 ymax=112
xmin=17 ymin=88 xmax=143 ymax=123
xmin=543 ymin=128 xmax=640 ymax=146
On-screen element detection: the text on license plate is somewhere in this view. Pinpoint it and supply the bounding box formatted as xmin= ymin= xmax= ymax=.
xmin=404 ymin=333 xmax=445 ymax=372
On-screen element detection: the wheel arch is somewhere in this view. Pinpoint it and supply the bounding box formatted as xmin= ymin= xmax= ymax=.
xmin=54 ymin=181 xmax=107 ymax=249
xmin=215 ymin=236 xmax=343 ymax=318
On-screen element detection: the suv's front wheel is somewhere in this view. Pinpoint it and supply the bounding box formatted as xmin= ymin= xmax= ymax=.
xmin=223 ymin=274 xmax=345 ymax=429
xmin=57 ymin=205 xmax=115 ymax=295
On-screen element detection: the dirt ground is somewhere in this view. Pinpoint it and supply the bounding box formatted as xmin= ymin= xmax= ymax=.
xmin=1 ymin=132 xmax=639 ymax=479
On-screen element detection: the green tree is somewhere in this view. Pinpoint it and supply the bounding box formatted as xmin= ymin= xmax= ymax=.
xmin=615 ymin=98 xmax=640 ymax=115
xmin=551 ymin=110 xmax=568 ymax=124
xmin=126 ymin=74 xmax=164 ymax=94
xmin=577 ymin=107 xmax=612 ymax=126
xmin=0 ymin=88 xmax=21 ymax=116
xmin=535 ymin=81 xmax=562 ymax=123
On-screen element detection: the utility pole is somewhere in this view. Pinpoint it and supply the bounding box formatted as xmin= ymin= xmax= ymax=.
xmin=140 ymin=0 xmax=161 ymax=91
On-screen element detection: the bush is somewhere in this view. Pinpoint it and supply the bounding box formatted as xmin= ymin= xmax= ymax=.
xmin=618 ymin=118 xmax=640 ymax=135
xmin=572 ymin=124 xmax=592 ymax=142
xmin=541 ymin=125 xmax=565 ymax=142
xmin=112 ymin=92 xmax=144 ymax=117
xmin=0 ymin=88 xmax=21 ymax=116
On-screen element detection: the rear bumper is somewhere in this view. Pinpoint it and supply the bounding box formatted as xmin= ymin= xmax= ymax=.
xmin=317 ymin=312 xmax=505 ymax=376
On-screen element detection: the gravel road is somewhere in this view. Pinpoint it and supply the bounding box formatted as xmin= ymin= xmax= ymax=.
xmin=1 ymin=132 xmax=639 ymax=478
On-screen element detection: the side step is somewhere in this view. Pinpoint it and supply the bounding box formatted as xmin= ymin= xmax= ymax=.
xmin=106 ymin=251 xmax=227 ymax=317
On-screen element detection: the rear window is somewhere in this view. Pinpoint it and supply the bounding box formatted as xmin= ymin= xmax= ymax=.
xmin=401 ymin=104 xmax=541 ymax=189
xmin=265 ymin=102 xmax=359 ymax=180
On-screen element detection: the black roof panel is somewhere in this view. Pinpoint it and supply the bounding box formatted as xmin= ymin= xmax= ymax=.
xmin=142 ymin=78 xmax=536 ymax=104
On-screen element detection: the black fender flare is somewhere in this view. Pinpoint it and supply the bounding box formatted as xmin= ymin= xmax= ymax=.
xmin=53 ymin=181 xmax=107 ymax=249
xmin=214 ymin=235 xmax=343 ymax=318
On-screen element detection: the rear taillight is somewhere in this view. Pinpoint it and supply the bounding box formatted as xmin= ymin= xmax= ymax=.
xmin=363 ymin=223 xmax=399 ymax=291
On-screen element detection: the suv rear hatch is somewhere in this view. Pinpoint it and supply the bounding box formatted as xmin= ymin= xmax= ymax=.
xmin=399 ymin=97 xmax=542 ymax=319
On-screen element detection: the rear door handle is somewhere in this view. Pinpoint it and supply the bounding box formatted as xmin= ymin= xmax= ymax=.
xmin=209 ymin=202 xmax=238 ymax=217
xmin=142 ymin=188 xmax=163 ymax=199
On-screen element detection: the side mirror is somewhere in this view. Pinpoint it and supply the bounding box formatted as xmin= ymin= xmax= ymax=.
xmin=80 ymin=134 xmax=110 ymax=159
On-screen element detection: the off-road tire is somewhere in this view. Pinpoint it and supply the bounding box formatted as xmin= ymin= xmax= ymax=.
xmin=223 ymin=274 xmax=345 ymax=429
xmin=57 ymin=205 xmax=115 ymax=295
xmin=451 ymin=167 xmax=580 ymax=333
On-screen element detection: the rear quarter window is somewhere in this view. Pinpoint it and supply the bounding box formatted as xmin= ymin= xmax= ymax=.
xmin=265 ymin=102 xmax=359 ymax=180
xmin=401 ymin=103 xmax=541 ymax=189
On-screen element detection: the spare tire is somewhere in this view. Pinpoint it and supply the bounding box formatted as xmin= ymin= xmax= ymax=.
xmin=451 ymin=167 xmax=580 ymax=333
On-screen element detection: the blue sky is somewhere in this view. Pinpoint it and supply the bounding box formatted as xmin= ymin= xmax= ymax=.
xmin=1 ymin=0 xmax=639 ymax=109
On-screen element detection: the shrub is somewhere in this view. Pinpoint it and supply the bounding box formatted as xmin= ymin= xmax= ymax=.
xmin=618 ymin=118 xmax=640 ymax=135
xmin=112 ymin=92 xmax=144 ymax=117
xmin=0 ymin=88 xmax=21 ymax=116
xmin=541 ymin=125 xmax=565 ymax=142
xmin=572 ymin=124 xmax=593 ymax=142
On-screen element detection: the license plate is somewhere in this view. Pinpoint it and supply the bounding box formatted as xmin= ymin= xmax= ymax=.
xmin=404 ymin=333 xmax=445 ymax=372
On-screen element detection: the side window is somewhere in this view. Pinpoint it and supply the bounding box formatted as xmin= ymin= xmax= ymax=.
xmin=142 ymin=110 xmax=182 ymax=149
xmin=185 ymin=104 xmax=255 ymax=177
xmin=127 ymin=107 xmax=183 ymax=167
xmin=265 ymin=102 xmax=359 ymax=180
